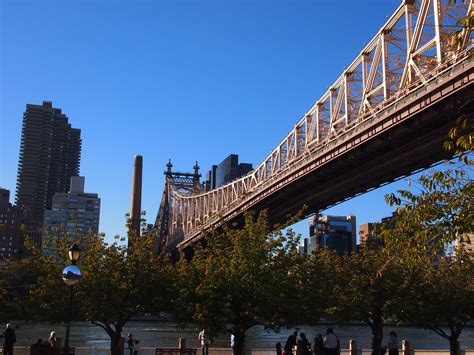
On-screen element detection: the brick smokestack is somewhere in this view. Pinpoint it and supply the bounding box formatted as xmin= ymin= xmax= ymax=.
xmin=130 ymin=155 xmax=143 ymax=238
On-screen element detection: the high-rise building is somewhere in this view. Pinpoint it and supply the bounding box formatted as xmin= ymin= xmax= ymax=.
xmin=358 ymin=212 xmax=399 ymax=250
xmin=359 ymin=223 xmax=374 ymax=246
xmin=15 ymin=101 xmax=81 ymax=246
xmin=358 ymin=222 xmax=385 ymax=250
xmin=304 ymin=214 xmax=357 ymax=255
xmin=205 ymin=165 xmax=217 ymax=191
xmin=0 ymin=188 xmax=26 ymax=258
xmin=206 ymin=154 xmax=253 ymax=190
xmin=43 ymin=177 xmax=100 ymax=254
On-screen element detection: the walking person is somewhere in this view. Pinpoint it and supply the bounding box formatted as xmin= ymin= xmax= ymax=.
xmin=313 ymin=334 xmax=324 ymax=355
xmin=128 ymin=333 xmax=135 ymax=355
xmin=384 ymin=331 xmax=399 ymax=355
xmin=133 ymin=340 xmax=140 ymax=355
xmin=299 ymin=333 xmax=312 ymax=355
xmin=48 ymin=331 xmax=57 ymax=349
xmin=48 ymin=331 xmax=60 ymax=354
xmin=284 ymin=331 xmax=298 ymax=355
xmin=323 ymin=328 xmax=339 ymax=355
xmin=276 ymin=342 xmax=282 ymax=355
xmin=198 ymin=329 xmax=210 ymax=355
xmin=2 ymin=323 xmax=17 ymax=355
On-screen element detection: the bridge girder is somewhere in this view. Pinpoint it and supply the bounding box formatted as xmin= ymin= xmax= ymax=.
xmin=156 ymin=0 xmax=474 ymax=253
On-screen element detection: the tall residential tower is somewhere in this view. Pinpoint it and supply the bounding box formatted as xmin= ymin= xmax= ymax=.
xmin=15 ymin=101 xmax=81 ymax=245
xmin=43 ymin=177 xmax=100 ymax=255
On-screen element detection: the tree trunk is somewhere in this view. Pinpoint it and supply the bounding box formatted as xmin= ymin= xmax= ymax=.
xmin=448 ymin=336 xmax=460 ymax=355
xmin=107 ymin=327 xmax=123 ymax=355
xmin=233 ymin=329 xmax=246 ymax=355
xmin=370 ymin=314 xmax=384 ymax=355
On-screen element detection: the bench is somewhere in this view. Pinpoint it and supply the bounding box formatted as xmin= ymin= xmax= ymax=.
xmin=29 ymin=347 xmax=75 ymax=355
xmin=156 ymin=348 xmax=197 ymax=355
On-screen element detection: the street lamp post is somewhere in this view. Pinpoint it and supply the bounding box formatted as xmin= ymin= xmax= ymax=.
xmin=62 ymin=243 xmax=82 ymax=354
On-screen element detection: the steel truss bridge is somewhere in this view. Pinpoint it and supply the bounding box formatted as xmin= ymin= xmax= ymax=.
xmin=155 ymin=0 xmax=474 ymax=253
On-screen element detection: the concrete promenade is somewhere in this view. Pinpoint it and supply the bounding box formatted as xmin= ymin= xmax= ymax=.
xmin=4 ymin=347 xmax=474 ymax=355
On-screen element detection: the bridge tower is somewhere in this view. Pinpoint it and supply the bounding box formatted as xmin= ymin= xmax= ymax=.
xmin=154 ymin=160 xmax=202 ymax=253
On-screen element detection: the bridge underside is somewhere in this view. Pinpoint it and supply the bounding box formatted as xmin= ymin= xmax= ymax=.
xmin=262 ymin=93 xmax=471 ymax=227
xmin=245 ymin=72 xmax=474 ymax=228
xmin=178 ymin=64 xmax=474 ymax=251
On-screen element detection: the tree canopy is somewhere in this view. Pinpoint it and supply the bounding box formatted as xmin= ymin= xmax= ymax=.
xmin=9 ymin=231 xmax=174 ymax=355
xmin=175 ymin=211 xmax=302 ymax=355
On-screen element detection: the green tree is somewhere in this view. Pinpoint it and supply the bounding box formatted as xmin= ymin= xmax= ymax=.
xmin=13 ymin=231 xmax=174 ymax=355
xmin=378 ymin=114 xmax=473 ymax=354
xmin=444 ymin=117 xmax=474 ymax=162
xmin=382 ymin=166 xmax=473 ymax=258
xmin=75 ymin=232 xmax=174 ymax=355
xmin=298 ymin=249 xmax=342 ymax=326
xmin=13 ymin=236 xmax=71 ymax=322
xmin=395 ymin=251 xmax=474 ymax=355
xmin=0 ymin=259 xmax=30 ymax=323
xmin=325 ymin=248 xmax=404 ymax=354
xmin=175 ymin=211 xmax=302 ymax=355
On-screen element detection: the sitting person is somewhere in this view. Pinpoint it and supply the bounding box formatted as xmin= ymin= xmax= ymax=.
xmin=30 ymin=339 xmax=52 ymax=354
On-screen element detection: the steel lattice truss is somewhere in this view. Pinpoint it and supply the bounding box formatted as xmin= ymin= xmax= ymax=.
xmin=157 ymin=0 xmax=473 ymax=252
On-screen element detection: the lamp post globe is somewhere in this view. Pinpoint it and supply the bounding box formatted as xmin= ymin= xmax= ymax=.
xmin=62 ymin=265 xmax=81 ymax=286
xmin=63 ymin=243 xmax=82 ymax=353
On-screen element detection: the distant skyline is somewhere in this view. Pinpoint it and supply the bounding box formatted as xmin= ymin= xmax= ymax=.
xmin=1 ymin=0 xmax=439 ymax=243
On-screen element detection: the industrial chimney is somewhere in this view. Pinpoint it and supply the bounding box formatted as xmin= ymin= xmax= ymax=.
xmin=129 ymin=155 xmax=143 ymax=238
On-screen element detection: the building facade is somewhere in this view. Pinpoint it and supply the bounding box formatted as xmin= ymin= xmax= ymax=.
xmin=43 ymin=177 xmax=100 ymax=253
xmin=15 ymin=101 xmax=81 ymax=245
xmin=304 ymin=214 xmax=357 ymax=255
xmin=206 ymin=154 xmax=253 ymax=190
xmin=359 ymin=222 xmax=374 ymax=246
xmin=0 ymin=188 xmax=25 ymax=258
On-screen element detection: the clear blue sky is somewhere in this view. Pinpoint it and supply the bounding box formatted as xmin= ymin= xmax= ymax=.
xmin=1 ymin=0 xmax=425 ymax=243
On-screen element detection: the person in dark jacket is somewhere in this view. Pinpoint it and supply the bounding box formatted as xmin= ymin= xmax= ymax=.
xmin=314 ymin=334 xmax=324 ymax=355
xmin=299 ymin=333 xmax=312 ymax=355
xmin=128 ymin=333 xmax=135 ymax=355
xmin=284 ymin=331 xmax=298 ymax=355
xmin=2 ymin=323 xmax=17 ymax=355
xmin=276 ymin=342 xmax=283 ymax=355
xmin=384 ymin=331 xmax=399 ymax=355
xmin=30 ymin=339 xmax=51 ymax=355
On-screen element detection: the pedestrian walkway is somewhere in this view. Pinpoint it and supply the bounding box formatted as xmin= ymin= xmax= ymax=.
xmin=4 ymin=344 xmax=474 ymax=355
